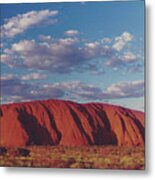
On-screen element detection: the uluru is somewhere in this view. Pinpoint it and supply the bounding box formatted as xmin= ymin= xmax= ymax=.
xmin=0 ymin=99 xmax=144 ymax=147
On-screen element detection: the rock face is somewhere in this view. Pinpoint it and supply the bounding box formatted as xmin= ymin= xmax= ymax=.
xmin=0 ymin=99 xmax=144 ymax=147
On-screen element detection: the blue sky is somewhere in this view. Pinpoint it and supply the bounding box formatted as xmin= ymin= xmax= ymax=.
xmin=0 ymin=1 xmax=144 ymax=111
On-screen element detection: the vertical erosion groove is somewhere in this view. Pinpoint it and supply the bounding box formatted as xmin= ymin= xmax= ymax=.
xmin=16 ymin=106 xmax=53 ymax=145
xmin=0 ymin=108 xmax=3 ymax=117
xmin=67 ymin=104 xmax=93 ymax=145
xmin=39 ymin=102 xmax=62 ymax=143
xmin=127 ymin=112 xmax=145 ymax=143
xmin=91 ymin=106 xmax=118 ymax=145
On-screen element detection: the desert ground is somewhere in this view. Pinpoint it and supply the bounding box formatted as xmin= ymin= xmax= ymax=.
xmin=0 ymin=146 xmax=144 ymax=170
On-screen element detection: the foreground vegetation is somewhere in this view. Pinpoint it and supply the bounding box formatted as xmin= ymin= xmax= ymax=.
xmin=0 ymin=146 xmax=144 ymax=170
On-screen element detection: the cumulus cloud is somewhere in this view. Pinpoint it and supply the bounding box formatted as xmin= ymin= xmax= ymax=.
xmin=62 ymin=80 xmax=144 ymax=100
xmin=122 ymin=51 xmax=137 ymax=62
xmin=1 ymin=38 xmax=112 ymax=73
xmin=54 ymin=80 xmax=143 ymax=100
xmin=58 ymin=37 xmax=79 ymax=46
xmin=0 ymin=74 xmax=16 ymax=81
xmin=0 ymin=73 xmax=47 ymax=81
xmin=104 ymin=80 xmax=144 ymax=99
xmin=106 ymin=57 xmax=123 ymax=67
xmin=1 ymin=31 xmax=141 ymax=73
xmin=20 ymin=73 xmax=47 ymax=80
xmin=1 ymin=76 xmax=31 ymax=97
xmin=0 ymin=75 xmax=64 ymax=104
xmin=1 ymin=77 xmax=144 ymax=104
xmin=85 ymin=42 xmax=99 ymax=49
xmin=0 ymin=96 xmax=25 ymax=105
xmin=106 ymin=51 xmax=138 ymax=68
xmin=1 ymin=9 xmax=58 ymax=38
xmin=65 ymin=29 xmax=79 ymax=36
xmin=39 ymin=35 xmax=53 ymax=43
xmin=43 ymin=81 xmax=103 ymax=100
xmin=112 ymin=32 xmax=133 ymax=51
xmin=102 ymin=37 xmax=112 ymax=44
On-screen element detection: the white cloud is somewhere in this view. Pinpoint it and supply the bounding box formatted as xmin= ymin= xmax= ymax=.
xmin=105 ymin=80 xmax=144 ymax=98
xmin=1 ymin=32 xmax=141 ymax=73
xmin=85 ymin=42 xmax=99 ymax=49
xmin=12 ymin=39 xmax=36 ymax=52
xmin=0 ymin=96 xmax=24 ymax=104
xmin=20 ymin=73 xmax=47 ymax=80
xmin=0 ymin=74 xmax=15 ymax=81
xmin=112 ymin=32 xmax=133 ymax=51
xmin=106 ymin=51 xmax=138 ymax=68
xmin=1 ymin=9 xmax=58 ymax=38
xmin=102 ymin=37 xmax=112 ymax=44
xmin=58 ymin=37 xmax=79 ymax=46
xmin=39 ymin=35 xmax=53 ymax=43
xmin=42 ymin=80 xmax=144 ymax=100
xmin=1 ymin=75 xmax=64 ymax=104
xmin=122 ymin=51 xmax=137 ymax=62
xmin=64 ymin=29 xmax=79 ymax=36
xmin=1 ymin=77 xmax=144 ymax=104
xmin=1 ymin=73 xmax=47 ymax=81
xmin=115 ymin=32 xmax=133 ymax=42
xmin=1 ymin=54 xmax=12 ymax=63
xmin=105 ymin=56 xmax=123 ymax=67
xmin=1 ymin=38 xmax=111 ymax=73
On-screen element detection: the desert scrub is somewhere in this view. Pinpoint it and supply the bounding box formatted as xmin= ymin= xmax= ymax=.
xmin=0 ymin=146 xmax=144 ymax=169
